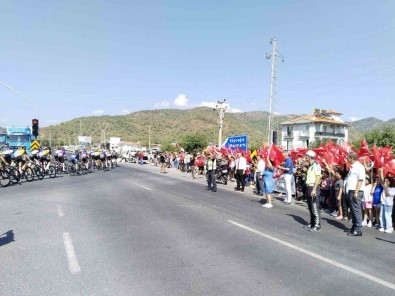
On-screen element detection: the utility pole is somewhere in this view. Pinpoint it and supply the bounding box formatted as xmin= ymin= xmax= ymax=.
xmin=266 ymin=37 xmax=284 ymax=145
xmin=98 ymin=123 xmax=109 ymax=146
xmin=214 ymin=100 xmax=227 ymax=147
xmin=148 ymin=125 xmax=151 ymax=150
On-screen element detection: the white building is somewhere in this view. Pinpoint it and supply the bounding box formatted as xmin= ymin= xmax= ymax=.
xmin=280 ymin=109 xmax=349 ymax=150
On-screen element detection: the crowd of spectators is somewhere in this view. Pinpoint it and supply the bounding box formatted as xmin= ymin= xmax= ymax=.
xmin=130 ymin=143 xmax=395 ymax=235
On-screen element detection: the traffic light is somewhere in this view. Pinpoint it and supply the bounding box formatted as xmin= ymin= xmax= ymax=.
xmin=32 ymin=118 xmax=39 ymax=138
xmin=272 ymin=130 xmax=278 ymax=145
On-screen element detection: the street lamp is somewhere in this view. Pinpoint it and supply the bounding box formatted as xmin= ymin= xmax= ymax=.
xmin=213 ymin=99 xmax=227 ymax=147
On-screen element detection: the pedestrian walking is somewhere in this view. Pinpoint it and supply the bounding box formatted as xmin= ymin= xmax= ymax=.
xmin=160 ymin=153 xmax=166 ymax=173
xmin=190 ymin=153 xmax=196 ymax=179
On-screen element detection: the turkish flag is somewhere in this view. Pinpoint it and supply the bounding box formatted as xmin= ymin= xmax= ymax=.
xmin=372 ymin=144 xmax=383 ymax=168
xmin=379 ymin=146 xmax=393 ymax=164
xmin=358 ymin=140 xmax=371 ymax=158
xmin=383 ymin=160 xmax=395 ymax=176
xmin=259 ymin=144 xmax=285 ymax=167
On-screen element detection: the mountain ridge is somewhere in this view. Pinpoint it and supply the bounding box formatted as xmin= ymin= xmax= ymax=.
xmin=22 ymin=109 xmax=395 ymax=147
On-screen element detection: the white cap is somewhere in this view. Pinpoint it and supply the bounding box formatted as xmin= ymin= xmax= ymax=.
xmin=306 ymin=150 xmax=316 ymax=158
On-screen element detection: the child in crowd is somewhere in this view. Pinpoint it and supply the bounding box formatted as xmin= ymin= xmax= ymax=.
xmin=333 ymin=168 xmax=344 ymax=220
xmin=371 ymin=177 xmax=383 ymax=228
xmin=320 ymin=171 xmax=331 ymax=212
xmin=362 ymin=176 xmax=373 ymax=227
xmin=229 ymin=156 xmax=235 ymax=181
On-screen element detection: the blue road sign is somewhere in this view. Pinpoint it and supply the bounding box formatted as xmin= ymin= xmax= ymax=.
xmin=222 ymin=135 xmax=248 ymax=150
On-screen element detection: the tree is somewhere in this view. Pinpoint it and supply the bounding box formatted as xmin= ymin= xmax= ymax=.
xmin=161 ymin=142 xmax=178 ymax=153
xmin=180 ymin=133 xmax=208 ymax=153
xmin=364 ymin=125 xmax=395 ymax=149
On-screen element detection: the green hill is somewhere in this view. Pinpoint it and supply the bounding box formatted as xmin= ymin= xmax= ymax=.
xmin=347 ymin=117 xmax=395 ymax=142
xmin=40 ymin=108 xmax=394 ymax=149
xmin=40 ymin=108 xmax=298 ymax=148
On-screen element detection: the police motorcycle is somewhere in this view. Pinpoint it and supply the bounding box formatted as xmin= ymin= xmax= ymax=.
xmin=215 ymin=158 xmax=229 ymax=185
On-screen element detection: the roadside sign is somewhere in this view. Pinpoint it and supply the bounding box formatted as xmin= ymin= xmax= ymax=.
xmin=222 ymin=135 xmax=248 ymax=150
xmin=31 ymin=140 xmax=40 ymax=151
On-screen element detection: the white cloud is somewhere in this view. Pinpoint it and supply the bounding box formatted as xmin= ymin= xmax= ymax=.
xmin=349 ymin=116 xmax=361 ymax=122
xmin=227 ymin=107 xmax=242 ymax=113
xmin=251 ymin=102 xmax=256 ymax=106
xmin=92 ymin=110 xmax=104 ymax=116
xmin=154 ymin=101 xmax=170 ymax=109
xmin=199 ymin=101 xmax=242 ymax=113
xmin=120 ymin=109 xmax=130 ymax=115
xmin=174 ymin=94 xmax=188 ymax=107
xmin=47 ymin=119 xmax=58 ymax=123
xmin=200 ymin=101 xmax=217 ymax=109
xmin=0 ymin=118 xmax=8 ymax=123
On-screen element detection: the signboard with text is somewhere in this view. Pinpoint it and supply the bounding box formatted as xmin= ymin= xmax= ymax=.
xmin=7 ymin=127 xmax=31 ymax=135
xmin=222 ymin=135 xmax=248 ymax=150
xmin=78 ymin=136 xmax=92 ymax=144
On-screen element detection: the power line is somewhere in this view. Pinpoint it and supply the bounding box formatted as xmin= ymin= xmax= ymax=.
xmin=281 ymin=63 xmax=395 ymax=100
xmin=282 ymin=53 xmax=395 ymax=91
xmin=283 ymin=26 xmax=395 ymax=70
xmin=279 ymin=73 xmax=395 ymax=104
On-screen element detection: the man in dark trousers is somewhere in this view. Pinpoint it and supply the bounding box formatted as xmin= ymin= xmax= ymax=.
xmin=234 ymin=151 xmax=246 ymax=192
xmin=206 ymin=151 xmax=217 ymax=192
xmin=345 ymin=151 xmax=366 ymax=236
xmin=304 ymin=150 xmax=322 ymax=232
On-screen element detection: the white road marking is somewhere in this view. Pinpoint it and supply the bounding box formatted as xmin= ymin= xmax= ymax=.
xmin=129 ymin=181 xmax=152 ymax=191
xmin=63 ymin=232 xmax=81 ymax=275
xmin=228 ymin=220 xmax=395 ymax=290
xmin=57 ymin=204 xmax=64 ymax=218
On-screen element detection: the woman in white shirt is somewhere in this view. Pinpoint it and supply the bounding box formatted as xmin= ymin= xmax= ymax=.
xmin=379 ymin=169 xmax=394 ymax=233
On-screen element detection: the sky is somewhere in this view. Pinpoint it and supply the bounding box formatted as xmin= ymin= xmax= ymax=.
xmin=1 ymin=0 xmax=394 ymax=128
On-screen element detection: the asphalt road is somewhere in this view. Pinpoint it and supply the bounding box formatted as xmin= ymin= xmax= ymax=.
xmin=1 ymin=163 xmax=394 ymax=296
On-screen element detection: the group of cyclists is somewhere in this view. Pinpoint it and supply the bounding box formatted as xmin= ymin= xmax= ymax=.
xmin=0 ymin=144 xmax=120 ymax=187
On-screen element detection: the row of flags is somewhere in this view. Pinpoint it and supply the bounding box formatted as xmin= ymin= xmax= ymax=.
xmin=204 ymin=140 xmax=395 ymax=176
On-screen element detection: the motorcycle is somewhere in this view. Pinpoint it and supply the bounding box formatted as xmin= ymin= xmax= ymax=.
xmin=215 ymin=165 xmax=228 ymax=185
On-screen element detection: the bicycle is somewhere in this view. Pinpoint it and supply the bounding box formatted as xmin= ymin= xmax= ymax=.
xmin=0 ymin=168 xmax=11 ymax=187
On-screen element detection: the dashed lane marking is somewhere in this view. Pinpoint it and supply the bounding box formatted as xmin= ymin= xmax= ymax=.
xmin=63 ymin=232 xmax=81 ymax=275
xmin=128 ymin=181 xmax=152 ymax=191
xmin=228 ymin=220 xmax=395 ymax=291
xmin=57 ymin=204 xmax=64 ymax=218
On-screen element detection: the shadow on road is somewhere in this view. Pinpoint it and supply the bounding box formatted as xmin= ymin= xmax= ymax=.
xmin=0 ymin=230 xmax=15 ymax=247
xmin=321 ymin=217 xmax=348 ymax=231
xmin=286 ymin=214 xmax=307 ymax=226
xmin=376 ymin=237 xmax=395 ymax=244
